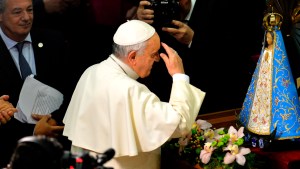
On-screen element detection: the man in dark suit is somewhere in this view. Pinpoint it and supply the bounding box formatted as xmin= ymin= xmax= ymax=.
xmin=135 ymin=0 xmax=194 ymax=102
xmin=0 ymin=0 xmax=72 ymax=167
xmin=135 ymin=0 xmax=265 ymax=114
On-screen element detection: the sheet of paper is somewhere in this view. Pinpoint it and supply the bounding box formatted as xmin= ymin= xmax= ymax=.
xmin=14 ymin=76 xmax=64 ymax=124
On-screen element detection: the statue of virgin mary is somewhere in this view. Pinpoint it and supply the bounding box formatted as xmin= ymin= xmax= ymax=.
xmin=239 ymin=12 xmax=300 ymax=140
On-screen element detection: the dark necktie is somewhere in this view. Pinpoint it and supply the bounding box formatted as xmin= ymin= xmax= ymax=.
xmin=16 ymin=42 xmax=32 ymax=80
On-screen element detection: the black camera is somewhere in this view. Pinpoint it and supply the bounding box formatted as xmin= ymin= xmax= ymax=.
xmin=146 ymin=0 xmax=180 ymax=29
xmin=62 ymin=148 xmax=115 ymax=169
xmin=9 ymin=135 xmax=115 ymax=169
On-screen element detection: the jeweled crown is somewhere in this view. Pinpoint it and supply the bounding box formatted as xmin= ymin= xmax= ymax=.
xmin=263 ymin=11 xmax=283 ymax=31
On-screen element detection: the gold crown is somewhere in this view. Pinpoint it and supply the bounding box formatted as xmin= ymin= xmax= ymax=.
xmin=263 ymin=12 xmax=283 ymax=31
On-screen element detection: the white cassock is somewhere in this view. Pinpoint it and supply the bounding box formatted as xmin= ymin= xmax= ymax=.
xmin=63 ymin=54 xmax=205 ymax=169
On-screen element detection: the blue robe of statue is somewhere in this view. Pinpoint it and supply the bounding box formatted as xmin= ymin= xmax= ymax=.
xmin=239 ymin=29 xmax=300 ymax=140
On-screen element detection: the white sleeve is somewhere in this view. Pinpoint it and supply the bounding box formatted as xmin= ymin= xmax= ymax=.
xmin=169 ymin=80 xmax=205 ymax=137
xmin=172 ymin=73 xmax=190 ymax=83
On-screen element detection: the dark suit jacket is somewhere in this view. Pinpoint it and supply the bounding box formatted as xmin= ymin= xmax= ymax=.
xmin=138 ymin=1 xmax=206 ymax=103
xmin=140 ymin=0 xmax=265 ymax=114
xmin=0 ymin=27 xmax=72 ymax=167
xmin=137 ymin=2 xmax=193 ymax=103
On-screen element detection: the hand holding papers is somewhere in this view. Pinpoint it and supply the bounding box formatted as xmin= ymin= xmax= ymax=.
xmin=15 ymin=76 xmax=64 ymax=124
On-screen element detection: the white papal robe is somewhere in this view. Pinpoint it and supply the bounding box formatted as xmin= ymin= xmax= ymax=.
xmin=63 ymin=54 xmax=205 ymax=169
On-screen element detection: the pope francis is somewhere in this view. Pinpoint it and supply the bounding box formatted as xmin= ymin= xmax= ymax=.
xmin=62 ymin=20 xmax=205 ymax=169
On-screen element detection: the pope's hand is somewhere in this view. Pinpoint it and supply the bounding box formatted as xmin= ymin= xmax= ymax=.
xmin=160 ymin=42 xmax=184 ymax=76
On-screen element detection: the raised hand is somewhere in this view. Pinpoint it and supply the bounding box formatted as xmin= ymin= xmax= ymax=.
xmin=159 ymin=42 xmax=184 ymax=76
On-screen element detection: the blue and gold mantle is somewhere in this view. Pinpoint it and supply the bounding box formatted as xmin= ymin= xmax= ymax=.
xmin=239 ymin=29 xmax=300 ymax=140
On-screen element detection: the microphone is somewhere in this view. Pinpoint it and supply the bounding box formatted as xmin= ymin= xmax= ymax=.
xmin=98 ymin=148 xmax=115 ymax=166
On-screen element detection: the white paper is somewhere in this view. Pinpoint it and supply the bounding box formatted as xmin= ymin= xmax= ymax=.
xmin=14 ymin=75 xmax=64 ymax=124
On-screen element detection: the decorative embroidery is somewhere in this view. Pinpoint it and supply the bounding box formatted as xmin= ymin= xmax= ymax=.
xmin=239 ymin=29 xmax=300 ymax=140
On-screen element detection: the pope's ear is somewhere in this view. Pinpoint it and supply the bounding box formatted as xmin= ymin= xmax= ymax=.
xmin=127 ymin=50 xmax=137 ymax=64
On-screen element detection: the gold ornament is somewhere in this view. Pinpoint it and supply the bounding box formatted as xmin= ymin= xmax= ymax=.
xmin=263 ymin=12 xmax=283 ymax=31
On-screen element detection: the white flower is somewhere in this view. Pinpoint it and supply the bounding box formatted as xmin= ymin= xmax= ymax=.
xmin=178 ymin=134 xmax=191 ymax=154
xmin=223 ymin=144 xmax=251 ymax=166
xmin=196 ymin=119 xmax=212 ymax=130
xmin=227 ymin=126 xmax=245 ymax=143
xmin=200 ymin=142 xmax=215 ymax=164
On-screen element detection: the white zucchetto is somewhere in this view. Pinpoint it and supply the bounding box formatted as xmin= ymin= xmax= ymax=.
xmin=113 ymin=20 xmax=155 ymax=46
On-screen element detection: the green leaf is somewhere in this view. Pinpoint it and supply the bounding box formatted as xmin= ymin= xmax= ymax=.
xmin=195 ymin=147 xmax=201 ymax=155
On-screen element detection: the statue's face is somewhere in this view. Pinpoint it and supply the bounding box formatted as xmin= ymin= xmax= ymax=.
xmin=266 ymin=32 xmax=273 ymax=46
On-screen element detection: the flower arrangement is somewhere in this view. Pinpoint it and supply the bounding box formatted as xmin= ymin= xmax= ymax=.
xmin=164 ymin=120 xmax=255 ymax=169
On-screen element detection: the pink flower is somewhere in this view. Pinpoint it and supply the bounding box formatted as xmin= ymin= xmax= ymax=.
xmin=203 ymin=127 xmax=224 ymax=142
xmin=196 ymin=119 xmax=212 ymax=130
xmin=200 ymin=142 xmax=215 ymax=164
xmin=227 ymin=126 xmax=245 ymax=143
xmin=223 ymin=144 xmax=251 ymax=166
xmin=178 ymin=134 xmax=191 ymax=154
